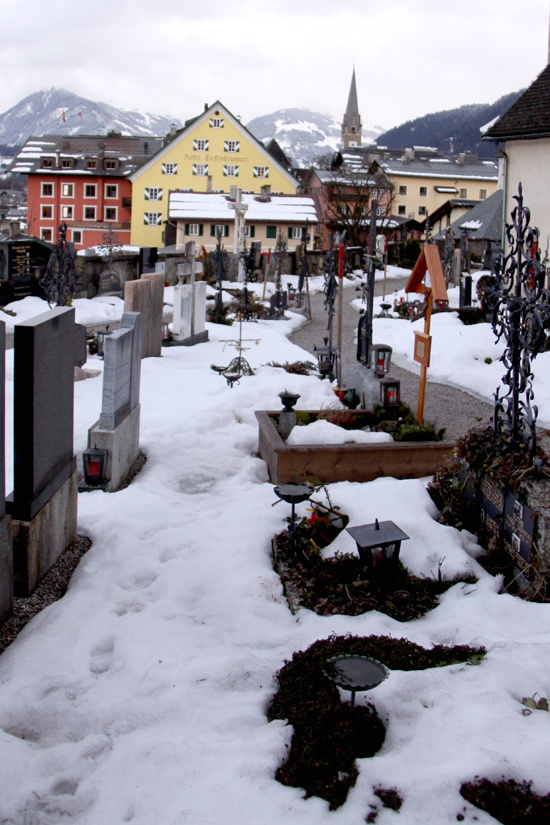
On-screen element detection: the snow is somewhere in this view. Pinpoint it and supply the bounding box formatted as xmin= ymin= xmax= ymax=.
xmin=2 ymin=296 xmax=126 ymax=331
xmin=286 ymin=418 xmax=393 ymax=445
xmin=460 ymin=220 xmax=483 ymax=230
xmin=1 ymin=284 xmax=550 ymax=823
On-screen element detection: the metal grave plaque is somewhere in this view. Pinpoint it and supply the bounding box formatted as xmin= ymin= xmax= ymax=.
xmin=502 ymin=493 xmax=535 ymax=569
xmin=479 ymin=476 xmax=505 ymax=540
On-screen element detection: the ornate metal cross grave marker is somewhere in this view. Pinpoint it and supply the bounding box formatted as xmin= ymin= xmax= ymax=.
xmin=40 ymin=222 xmax=80 ymax=307
xmin=314 ymin=234 xmax=339 ymax=380
xmin=490 ymin=184 xmax=550 ymax=453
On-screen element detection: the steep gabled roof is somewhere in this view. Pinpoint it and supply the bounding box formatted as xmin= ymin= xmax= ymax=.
xmin=432 ymin=189 xmax=504 ymax=242
xmin=483 ymin=64 xmax=550 ymax=142
xmin=129 ymin=101 xmax=299 ymax=188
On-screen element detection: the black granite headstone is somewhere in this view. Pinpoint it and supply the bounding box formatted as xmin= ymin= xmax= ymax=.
xmin=6 ymin=307 xmax=83 ymax=521
xmin=502 ymin=493 xmax=535 ymax=569
xmin=98 ymin=268 xmax=123 ymax=297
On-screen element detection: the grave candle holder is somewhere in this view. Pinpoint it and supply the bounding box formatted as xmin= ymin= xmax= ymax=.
xmin=325 ymin=655 xmax=388 ymax=719
xmin=81 ymin=446 xmax=109 ymax=490
xmin=96 ymin=326 xmax=110 ymax=359
xmin=380 ymin=377 xmax=401 ymax=407
xmin=370 ymin=344 xmax=392 ymax=378
xmin=346 ymin=518 xmax=409 ymax=580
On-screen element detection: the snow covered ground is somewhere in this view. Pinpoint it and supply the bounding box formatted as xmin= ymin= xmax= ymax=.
xmin=0 ymin=293 xmax=549 ymax=824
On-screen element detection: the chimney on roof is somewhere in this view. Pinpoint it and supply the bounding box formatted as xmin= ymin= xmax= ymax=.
xmin=170 ymin=123 xmax=177 ymax=137
xmin=403 ymin=148 xmax=415 ymax=162
xmin=10 ymin=221 xmax=20 ymax=238
xmin=260 ymin=185 xmax=271 ymax=201
xmin=204 ymin=103 xmax=208 ymax=111
xmin=206 ymin=175 xmax=212 ymax=193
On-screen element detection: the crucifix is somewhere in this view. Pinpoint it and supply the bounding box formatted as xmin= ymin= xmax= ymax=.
xmin=228 ymin=188 xmax=248 ymax=281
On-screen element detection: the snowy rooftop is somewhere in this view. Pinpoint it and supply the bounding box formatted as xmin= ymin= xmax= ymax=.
xmin=168 ymin=192 xmax=319 ymax=223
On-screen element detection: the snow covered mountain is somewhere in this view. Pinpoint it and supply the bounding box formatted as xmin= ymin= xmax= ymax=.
xmin=246 ymin=108 xmax=385 ymax=167
xmin=0 ymin=88 xmax=182 ymax=147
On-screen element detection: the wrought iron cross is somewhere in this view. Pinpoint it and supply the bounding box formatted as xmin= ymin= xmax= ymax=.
xmin=211 ymin=227 xmax=228 ymax=316
xmin=490 ymin=184 xmax=550 ymax=453
xmin=40 ymin=222 xmax=80 ymax=307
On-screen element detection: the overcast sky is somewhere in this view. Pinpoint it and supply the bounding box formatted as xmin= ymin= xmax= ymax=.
xmin=1 ymin=0 xmax=549 ymax=130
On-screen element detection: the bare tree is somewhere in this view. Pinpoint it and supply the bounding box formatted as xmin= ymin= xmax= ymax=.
xmin=320 ymin=163 xmax=395 ymax=247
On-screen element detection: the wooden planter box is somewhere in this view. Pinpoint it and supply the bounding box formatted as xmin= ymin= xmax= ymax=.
xmin=256 ymin=410 xmax=455 ymax=484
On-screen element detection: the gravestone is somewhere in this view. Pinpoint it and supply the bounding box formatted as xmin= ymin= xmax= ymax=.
xmin=98 ymin=268 xmax=123 ymax=298
xmin=346 ymin=312 xmax=389 ymax=410
xmin=172 ymin=242 xmax=208 ymax=346
xmin=6 ymin=307 xmax=86 ymax=595
xmin=0 ymin=321 xmax=12 ymax=625
xmin=88 ymin=312 xmax=142 ymax=492
xmin=124 ymin=273 xmax=164 ymax=358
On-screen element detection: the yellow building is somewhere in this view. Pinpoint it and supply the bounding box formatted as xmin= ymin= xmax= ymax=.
xmin=129 ymin=101 xmax=299 ymax=247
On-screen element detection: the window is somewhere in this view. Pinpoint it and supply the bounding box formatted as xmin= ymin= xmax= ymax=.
xmin=144 ymin=212 xmax=162 ymax=226
xmin=185 ymin=223 xmax=203 ymax=236
xmin=85 ymin=159 xmax=97 ymax=170
xmin=209 ymin=118 xmax=224 ymax=128
xmin=289 ymin=226 xmax=302 ymax=239
xmin=266 ymin=225 xmax=276 ymax=239
xmin=459 ymin=188 xmax=468 ymax=198
xmin=161 ymin=163 xmax=177 ymax=175
xmin=398 ymin=185 xmax=407 ymax=196
xmin=105 ymin=207 xmax=117 ymax=221
xmin=224 ymin=141 xmax=240 ymax=153
xmin=479 ymin=189 xmax=487 ymax=199
xmin=60 ymin=158 xmax=73 ymax=168
xmin=84 ymin=206 xmax=96 ymax=220
xmin=398 ymin=205 xmax=407 ymax=216
xmin=84 ymin=184 xmax=97 ymax=198
xmin=103 ymin=159 xmax=117 ymax=170
xmin=61 ymin=206 xmax=73 ymax=219
xmin=61 ymin=183 xmax=74 ymax=197
xmin=192 ymin=164 xmax=208 ymax=176
xmin=210 ymin=224 xmax=229 ymax=237
xmin=105 ymin=184 xmax=118 ymax=199
xmin=72 ymin=230 xmax=82 ymax=244
xmin=145 ymin=187 xmax=163 ymax=201
xmin=223 ymin=165 xmax=238 ymax=177
xmin=253 ymin=166 xmax=269 ymax=178
xmin=418 ymin=206 xmax=427 ymax=216
xmin=193 ymin=139 xmax=209 ymax=151
xmin=42 ymin=158 xmax=54 ymax=168
xmin=245 ymin=225 xmax=255 ymax=238
xmin=41 ymin=205 xmax=53 ymax=219
xmin=41 ymin=182 xmax=54 ymax=197
xmin=41 ymin=228 xmax=53 ymax=242
xmin=419 ymin=186 xmax=427 ymax=197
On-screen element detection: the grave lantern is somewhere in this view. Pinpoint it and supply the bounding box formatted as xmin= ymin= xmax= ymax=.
xmin=346 ymin=518 xmax=409 ymax=578
xmin=287 ymin=282 xmax=295 ymax=300
xmin=314 ymin=339 xmax=333 ymax=379
xmin=380 ymin=377 xmax=401 ymax=407
xmin=96 ymin=326 xmax=110 ymax=359
xmin=370 ymin=344 xmax=392 ymax=378
xmin=82 ymin=446 xmax=108 ymax=489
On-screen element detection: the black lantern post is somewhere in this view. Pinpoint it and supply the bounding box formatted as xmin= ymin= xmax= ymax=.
xmin=380 ymin=377 xmax=401 ymax=407
xmin=81 ymin=446 xmax=109 ymax=491
xmin=346 ymin=519 xmax=409 ymax=580
xmin=370 ymin=344 xmax=392 ymax=378
xmin=274 ymin=483 xmax=313 ymax=560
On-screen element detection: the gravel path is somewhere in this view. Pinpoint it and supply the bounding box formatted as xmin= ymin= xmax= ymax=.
xmin=290 ymin=278 xmax=494 ymax=443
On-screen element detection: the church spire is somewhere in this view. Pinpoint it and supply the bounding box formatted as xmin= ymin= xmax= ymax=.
xmin=342 ymin=67 xmax=362 ymax=149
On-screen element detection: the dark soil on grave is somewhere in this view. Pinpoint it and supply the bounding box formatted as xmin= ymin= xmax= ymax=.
xmin=461 ymin=778 xmax=550 ymax=823
xmin=274 ymin=402 xmax=446 ymax=443
xmin=268 ymin=634 xmax=485 ymax=810
xmin=274 ymin=504 xmax=476 ymax=622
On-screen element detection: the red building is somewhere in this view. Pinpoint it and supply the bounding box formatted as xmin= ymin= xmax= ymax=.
xmin=10 ymin=133 xmax=164 ymax=250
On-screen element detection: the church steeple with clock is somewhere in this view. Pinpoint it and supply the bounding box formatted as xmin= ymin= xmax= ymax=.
xmin=342 ymin=68 xmax=362 ymax=149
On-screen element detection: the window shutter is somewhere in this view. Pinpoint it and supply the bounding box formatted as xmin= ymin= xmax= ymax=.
xmin=161 ymin=164 xmax=166 ymax=174
xmin=253 ymin=167 xmax=258 ymax=178
xmin=143 ymin=214 xmax=149 ymax=225
xmin=185 ymin=223 xmax=189 ymax=235
xmin=156 ymin=214 xmax=162 ymax=226
xmin=266 ymin=225 xmax=276 ymax=239
xmin=199 ymin=224 xmax=203 ymax=236
xmin=192 ymin=165 xmax=197 ymax=176
xmin=249 ymin=225 xmax=255 ymax=238
xmin=144 ymin=188 xmax=150 ymax=200
xmin=158 ymin=189 xmax=163 ymax=201
xmin=288 ymin=227 xmax=292 ymax=239
xmin=224 ymin=225 xmax=229 ymax=237
xmin=210 ymin=225 xmax=216 ymax=237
